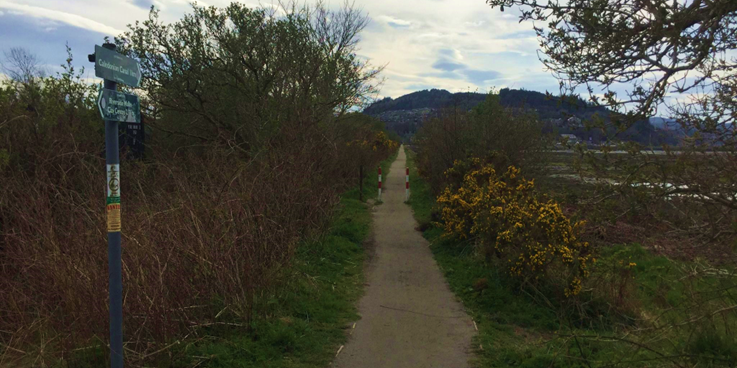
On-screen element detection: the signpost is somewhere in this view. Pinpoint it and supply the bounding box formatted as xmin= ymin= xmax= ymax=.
xmin=90 ymin=43 xmax=141 ymax=368
xmin=97 ymin=89 xmax=141 ymax=123
xmin=94 ymin=44 xmax=141 ymax=87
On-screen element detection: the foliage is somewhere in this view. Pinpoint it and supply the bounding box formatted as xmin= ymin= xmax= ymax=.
xmin=407 ymin=150 xmax=737 ymax=368
xmin=485 ymin=0 xmax=736 ymax=121
xmin=344 ymin=116 xmax=399 ymax=167
xmin=437 ymin=158 xmax=591 ymax=296
xmin=484 ymin=0 xmax=737 ymax=243
xmin=116 ymin=2 xmax=381 ymax=154
xmin=413 ymin=92 xmax=550 ymax=194
xmin=0 ymin=2 xmax=397 ymax=366
xmin=170 ymin=195 xmax=371 ymax=368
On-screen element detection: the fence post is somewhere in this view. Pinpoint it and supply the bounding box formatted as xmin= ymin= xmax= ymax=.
xmin=405 ymin=167 xmax=410 ymax=202
xmin=378 ymin=166 xmax=382 ymax=201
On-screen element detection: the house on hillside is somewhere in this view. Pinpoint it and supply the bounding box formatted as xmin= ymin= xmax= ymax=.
xmin=560 ymin=134 xmax=580 ymax=144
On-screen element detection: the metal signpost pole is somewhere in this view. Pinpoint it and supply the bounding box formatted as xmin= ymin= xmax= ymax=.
xmin=102 ymin=42 xmax=124 ymax=368
xmin=91 ymin=41 xmax=141 ymax=368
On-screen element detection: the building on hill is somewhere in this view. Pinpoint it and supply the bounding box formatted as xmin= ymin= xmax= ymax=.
xmin=560 ymin=134 xmax=580 ymax=144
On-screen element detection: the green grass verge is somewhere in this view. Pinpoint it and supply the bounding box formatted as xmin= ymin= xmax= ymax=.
xmin=173 ymin=151 xmax=399 ymax=368
xmin=168 ymin=195 xmax=368 ymax=368
xmin=69 ymin=193 xmax=373 ymax=368
xmin=404 ymin=150 xmax=737 ymax=368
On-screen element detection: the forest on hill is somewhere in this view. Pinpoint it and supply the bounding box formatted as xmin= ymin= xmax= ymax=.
xmin=366 ymin=88 xmax=682 ymax=146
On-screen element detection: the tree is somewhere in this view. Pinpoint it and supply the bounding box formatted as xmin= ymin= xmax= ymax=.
xmin=414 ymin=92 xmax=550 ymax=194
xmin=485 ymin=0 xmax=737 ymax=241
xmin=116 ymin=2 xmax=381 ymax=155
xmin=485 ymin=0 xmax=736 ymax=118
xmin=1 ymin=48 xmax=45 ymax=85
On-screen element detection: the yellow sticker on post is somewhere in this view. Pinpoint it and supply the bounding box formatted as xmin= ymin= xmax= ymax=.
xmin=107 ymin=164 xmax=121 ymax=233
xmin=107 ymin=202 xmax=121 ymax=232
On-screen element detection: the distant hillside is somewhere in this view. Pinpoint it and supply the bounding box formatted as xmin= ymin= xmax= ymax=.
xmin=363 ymin=89 xmax=485 ymax=115
xmin=364 ymin=88 xmax=682 ymax=146
xmin=364 ymin=88 xmax=601 ymax=117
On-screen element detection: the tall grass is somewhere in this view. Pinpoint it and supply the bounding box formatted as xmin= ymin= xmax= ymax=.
xmin=0 ymin=62 xmax=396 ymax=366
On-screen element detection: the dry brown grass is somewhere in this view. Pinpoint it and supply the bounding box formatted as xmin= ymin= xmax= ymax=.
xmin=0 ymin=95 xmax=394 ymax=367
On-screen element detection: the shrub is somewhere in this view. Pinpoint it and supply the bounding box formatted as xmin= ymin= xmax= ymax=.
xmin=413 ymin=93 xmax=550 ymax=195
xmin=437 ymin=158 xmax=590 ymax=296
xmin=0 ymin=3 xmax=397 ymax=364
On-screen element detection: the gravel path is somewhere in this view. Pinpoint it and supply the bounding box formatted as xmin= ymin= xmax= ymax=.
xmin=333 ymin=146 xmax=475 ymax=368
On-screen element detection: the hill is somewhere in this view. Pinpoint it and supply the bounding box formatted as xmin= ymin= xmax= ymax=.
xmin=364 ymin=88 xmax=682 ymax=146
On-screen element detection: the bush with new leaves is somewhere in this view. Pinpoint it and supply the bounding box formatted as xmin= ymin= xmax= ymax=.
xmin=437 ymin=158 xmax=591 ymax=296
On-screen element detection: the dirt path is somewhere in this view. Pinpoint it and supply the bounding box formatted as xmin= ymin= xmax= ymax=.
xmin=333 ymin=146 xmax=475 ymax=368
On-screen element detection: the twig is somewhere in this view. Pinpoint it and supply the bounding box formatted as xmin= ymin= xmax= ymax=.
xmin=0 ymin=343 xmax=26 ymax=355
xmin=335 ymin=345 xmax=344 ymax=357
xmin=141 ymin=340 xmax=181 ymax=360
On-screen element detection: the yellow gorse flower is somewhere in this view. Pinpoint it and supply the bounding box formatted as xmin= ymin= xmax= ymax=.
xmin=437 ymin=158 xmax=591 ymax=296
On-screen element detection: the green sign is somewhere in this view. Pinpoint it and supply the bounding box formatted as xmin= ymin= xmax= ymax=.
xmin=97 ymin=88 xmax=141 ymax=123
xmin=94 ymin=45 xmax=141 ymax=87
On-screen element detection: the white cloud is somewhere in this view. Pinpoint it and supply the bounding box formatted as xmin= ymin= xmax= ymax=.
xmin=0 ymin=10 xmax=4 ymax=16
xmin=0 ymin=1 xmax=124 ymax=35
xmin=0 ymin=0 xmax=559 ymax=98
xmin=464 ymin=20 xmax=485 ymax=27
xmin=377 ymin=15 xmax=412 ymax=28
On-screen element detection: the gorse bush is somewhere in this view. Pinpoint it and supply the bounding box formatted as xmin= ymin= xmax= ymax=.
xmin=437 ymin=158 xmax=590 ymax=296
xmin=347 ymin=131 xmax=398 ymax=152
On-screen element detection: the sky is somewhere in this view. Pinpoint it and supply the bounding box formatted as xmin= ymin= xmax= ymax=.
xmin=0 ymin=0 xmax=562 ymax=99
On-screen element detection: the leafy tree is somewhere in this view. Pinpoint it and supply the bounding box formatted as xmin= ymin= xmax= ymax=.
xmin=485 ymin=0 xmax=737 ymax=240
xmin=116 ymin=2 xmax=381 ymax=155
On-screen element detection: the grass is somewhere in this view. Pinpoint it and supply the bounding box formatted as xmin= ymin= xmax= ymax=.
xmin=164 ymin=151 xmax=400 ymax=368
xmin=404 ymin=150 xmax=737 ymax=368
xmin=64 ymin=152 xmax=400 ymax=368
xmin=165 ymin=196 xmax=369 ymax=368
xmin=67 ymin=195 xmax=372 ymax=368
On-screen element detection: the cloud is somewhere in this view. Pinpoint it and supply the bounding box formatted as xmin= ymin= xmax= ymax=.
xmin=0 ymin=10 xmax=4 ymax=16
xmin=432 ymin=60 xmax=465 ymax=72
xmin=377 ymin=15 xmax=411 ymax=29
xmin=423 ymin=71 xmax=463 ymax=80
xmin=0 ymin=0 xmax=560 ymax=100
xmin=425 ymin=48 xmax=503 ymax=86
xmin=460 ymin=69 xmax=502 ymax=85
xmin=131 ymin=0 xmax=153 ymax=10
xmin=0 ymin=1 xmax=124 ymax=35
xmin=406 ymin=84 xmax=435 ymax=91
xmin=464 ymin=20 xmax=485 ymax=27
xmin=438 ymin=48 xmax=464 ymax=61
xmin=433 ymin=49 xmax=466 ymax=71
xmin=494 ymin=30 xmax=536 ymax=39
